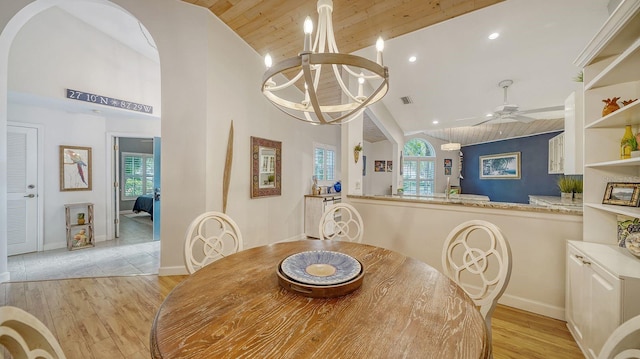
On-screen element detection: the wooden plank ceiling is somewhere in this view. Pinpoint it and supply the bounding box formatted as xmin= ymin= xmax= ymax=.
xmin=184 ymin=0 xmax=504 ymax=63
xmin=183 ymin=0 xmax=506 ymax=144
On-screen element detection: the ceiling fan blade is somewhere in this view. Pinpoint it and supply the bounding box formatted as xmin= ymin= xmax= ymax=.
xmin=472 ymin=117 xmax=496 ymax=126
xmin=518 ymin=105 xmax=564 ymax=114
xmin=510 ymin=114 xmax=538 ymax=123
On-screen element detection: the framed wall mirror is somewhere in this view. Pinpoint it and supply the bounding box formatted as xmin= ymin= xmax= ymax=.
xmin=251 ymin=136 xmax=282 ymax=198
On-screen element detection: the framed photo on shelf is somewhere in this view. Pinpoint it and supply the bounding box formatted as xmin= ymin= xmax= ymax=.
xmin=479 ymin=152 xmax=520 ymax=179
xmin=59 ymin=145 xmax=92 ymax=191
xmin=603 ymin=182 xmax=640 ymax=207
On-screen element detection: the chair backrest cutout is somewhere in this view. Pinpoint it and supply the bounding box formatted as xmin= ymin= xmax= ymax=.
xmin=184 ymin=211 xmax=244 ymax=274
xmin=0 ymin=306 xmax=67 ymax=359
xmin=318 ymin=203 xmax=364 ymax=243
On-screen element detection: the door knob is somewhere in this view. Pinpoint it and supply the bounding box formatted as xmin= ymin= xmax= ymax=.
xmin=24 ymin=194 xmax=35 ymax=198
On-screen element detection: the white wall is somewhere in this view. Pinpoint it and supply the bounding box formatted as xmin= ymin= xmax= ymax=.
xmin=349 ymin=197 xmax=583 ymax=320
xmin=9 ymin=6 xmax=161 ymax=114
xmin=0 ymin=0 xmax=341 ymax=279
xmin=362 ymin=140 xmax=393 ymax=195
xmin=6 ymin=4 xmax=161 ymax=250
xmin=8 ymin=103 xmax=160 ymax=249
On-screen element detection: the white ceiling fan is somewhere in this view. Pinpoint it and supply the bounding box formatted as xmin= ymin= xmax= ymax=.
xmin=469 ymin=79 xmax=564 ymax=126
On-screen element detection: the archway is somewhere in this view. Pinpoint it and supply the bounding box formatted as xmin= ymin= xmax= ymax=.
xmin=0 ymin=0 xmax=161 ymax=281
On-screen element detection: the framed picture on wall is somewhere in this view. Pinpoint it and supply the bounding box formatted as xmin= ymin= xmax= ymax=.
xmin=444 ymin=167 xmax=452 ymax=176
xmin=60 ymin=145 xmax=92 ymax=191
xmin=374 ymin=160 xmax=386 ymax=172
xmin=386 ymin=161 xmax=393 ymax=172
xmin=479 ymin=152 xmax=521 ymax=179
xmin=363 ymin=155 xmax=367 ymax=176
xmin=444 ymin=158 xmax=452 ymax=167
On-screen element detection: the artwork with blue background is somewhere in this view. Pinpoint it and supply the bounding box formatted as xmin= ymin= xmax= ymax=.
xmin=461 ymin=131 xmax=568 ymax=203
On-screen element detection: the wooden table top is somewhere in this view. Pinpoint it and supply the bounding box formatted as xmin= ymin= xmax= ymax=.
xmin=150 ymin=240 xmax=490 ymax=359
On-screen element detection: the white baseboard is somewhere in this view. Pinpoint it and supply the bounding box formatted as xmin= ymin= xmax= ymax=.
xmin=43 ymin=241 xmax=67 ymax=251
xmin=0 ymin=271 xmax=10 ymax=284
xmin=499 ymin=292 xmax=565 ymax=321
xmin=158 ymin=266 xmax=189 ymax=276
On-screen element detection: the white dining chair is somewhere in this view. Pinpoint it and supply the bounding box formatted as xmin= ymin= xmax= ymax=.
xmin=0 ymin=306 xmax=67 ymax=359
xmin=184 ymin=211 xmax=244 ymax=274
xmin=441 ymin=220 xmax=512 ymax=347
xmin=598 ymin=314 xmax=640 ymax=359
xmin=318 ymin=203 xmax=364 ymax=243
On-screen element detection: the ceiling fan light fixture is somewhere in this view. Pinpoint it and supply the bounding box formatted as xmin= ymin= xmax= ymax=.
xmin=441 ymin=127 xmax=461 ymax=151
xmin=441 ymin=142 xmax=461 ymax=151
xmin=261 ymin=0 xmax=389 ymax=125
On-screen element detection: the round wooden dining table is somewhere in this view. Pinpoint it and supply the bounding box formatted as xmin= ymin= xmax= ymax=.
xmin=150 ymin=240 xmax=490 ymax=359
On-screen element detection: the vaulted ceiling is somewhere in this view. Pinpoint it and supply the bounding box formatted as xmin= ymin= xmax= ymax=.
xmin=183 ymin=0 xmax=611 ymax=145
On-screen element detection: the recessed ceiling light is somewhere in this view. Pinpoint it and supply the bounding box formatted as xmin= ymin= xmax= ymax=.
xmin=409 ymin=56 xmax=417 ymax=63
xmin=432 ymin=120 xmax=439 ymax=124
xmin=488 ymin=32 xmax=500 ymax=40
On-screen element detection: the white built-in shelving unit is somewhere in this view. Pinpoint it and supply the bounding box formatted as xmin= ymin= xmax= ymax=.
xmin=566 ymin=2 xmax=640 ymax=358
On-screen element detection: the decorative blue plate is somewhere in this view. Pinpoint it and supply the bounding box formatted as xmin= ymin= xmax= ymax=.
xmin=280 ymin=250 xmax=362 ymax=286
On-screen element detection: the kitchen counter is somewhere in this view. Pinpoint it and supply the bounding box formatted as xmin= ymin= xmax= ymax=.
xmin=349 ymin=194 xmax=583 ymax=215
xmin=404 ymin=193 xmax=490 ymax=202
xmin=304 ymin=193 xmax=341 ymax=199
xmin=529 ymin=195 xmax=583 ymax=210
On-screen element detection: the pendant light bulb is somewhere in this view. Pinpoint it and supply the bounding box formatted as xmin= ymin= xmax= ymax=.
xmin=264 ymin=54 xmax=272 ymax=69
xmin=304 ymin=17 xmax=313 ymax=35
xmin=376 ymin=37 xmax=384 ymax=52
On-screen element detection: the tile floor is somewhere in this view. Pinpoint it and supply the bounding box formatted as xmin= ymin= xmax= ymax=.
xmin=7 ymin=213 xmax=159 ymax=282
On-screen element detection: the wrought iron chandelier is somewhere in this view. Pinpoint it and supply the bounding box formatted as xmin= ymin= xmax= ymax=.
xmin=261 ymin=0 xmax=389 ymax=125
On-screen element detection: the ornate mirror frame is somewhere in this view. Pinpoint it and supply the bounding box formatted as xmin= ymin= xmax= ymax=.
xmin=251 ymin=136 xmax=282 ymax=198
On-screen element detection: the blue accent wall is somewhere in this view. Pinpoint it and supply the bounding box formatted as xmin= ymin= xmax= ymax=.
xmin=461 ymin=131 xmax=565 ymax=203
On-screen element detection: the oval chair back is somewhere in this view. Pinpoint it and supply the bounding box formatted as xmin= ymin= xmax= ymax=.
xmin=598 ymin=314 xmax=640 ymax=359
xmin=0 ymin=306 xmax=67 ymax=359
xmin=184 ymin=211 xmax=243 ymax=274
xmin=318 ymin=203 xmax=364 ymax=243
xmin=441 ymin=220 xmax=512 ymax=348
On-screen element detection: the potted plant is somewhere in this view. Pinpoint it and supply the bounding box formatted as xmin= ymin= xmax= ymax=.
xmin=573 ymin=178 xmax=583 ymax=200
xmin=267 ymin=174 xmax=275 ymax=184
xmin=557 ymin=176 xmax=575 ymax=200
xmin=353 ymin=142 xmax=363 ymax=163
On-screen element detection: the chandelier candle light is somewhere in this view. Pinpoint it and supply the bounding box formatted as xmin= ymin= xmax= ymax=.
xmin=261 ymin=0 xmax=389 ymax=125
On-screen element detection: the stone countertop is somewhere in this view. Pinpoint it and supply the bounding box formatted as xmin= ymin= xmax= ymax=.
xmin=348 ymin=194 xmax=583 ymax=215
xmin=304 ymin=193 xmax=342 ymax=198
xmin=529 ymin=195 xmax=583 ymax=208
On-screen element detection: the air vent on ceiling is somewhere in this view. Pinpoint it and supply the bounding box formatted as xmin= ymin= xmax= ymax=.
xmin=400 ymin=96 xmax=413 ymax=105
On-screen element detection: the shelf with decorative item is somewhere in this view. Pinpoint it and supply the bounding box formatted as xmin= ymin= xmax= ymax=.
xmin=584 ymin=203 xmax=640 ymax=219
xmin=64 ymin=202 xmax=94 ymax=250
xmin=585 ymin=157 xmax=640 ymax=167
xmin=586 ymin=99 xmax=640 ymax=129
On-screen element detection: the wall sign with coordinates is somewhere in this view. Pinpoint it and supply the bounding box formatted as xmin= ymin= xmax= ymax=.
xmin=66 ymin=89 xmax=153 ymax=114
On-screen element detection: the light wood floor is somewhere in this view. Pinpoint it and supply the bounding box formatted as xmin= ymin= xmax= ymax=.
xmin=0 ymin=275 xmax=584 ymax=359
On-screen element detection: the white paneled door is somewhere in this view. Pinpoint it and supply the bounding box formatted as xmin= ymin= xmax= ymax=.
xmin=7 ymin=126 xmax=38 ymax=255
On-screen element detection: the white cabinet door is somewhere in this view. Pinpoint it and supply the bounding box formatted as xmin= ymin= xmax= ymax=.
xmin=586 ymin=261 xmax=620 ymax=358
xmin=566 ymin=242 xmax=623 ymax=359
xmin=566 ymin=246 xmax=587 ymax=345
xmin=548 ymin=133 xmax=564 ymax=174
